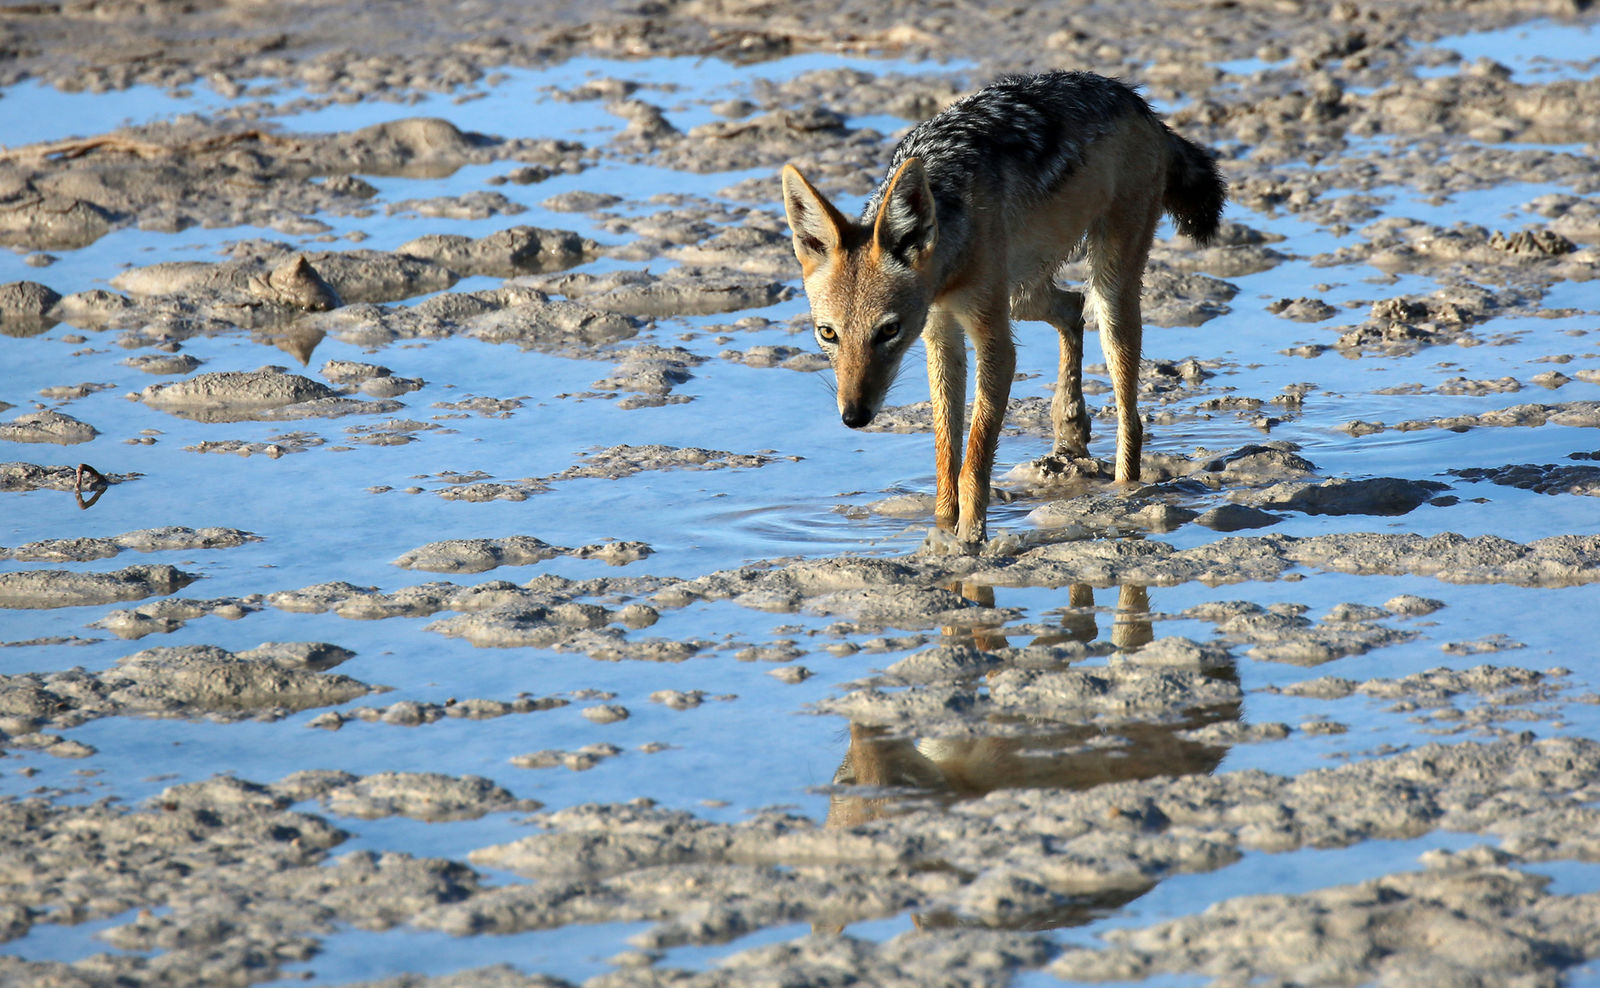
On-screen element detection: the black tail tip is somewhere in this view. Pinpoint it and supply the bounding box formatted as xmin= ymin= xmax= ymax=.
xmin=1167 ymin=135 xmax=1228 ymax=246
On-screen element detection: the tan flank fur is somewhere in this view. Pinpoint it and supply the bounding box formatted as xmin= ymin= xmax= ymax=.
xmin=781 ymin=71 xmax=1225 ymax=546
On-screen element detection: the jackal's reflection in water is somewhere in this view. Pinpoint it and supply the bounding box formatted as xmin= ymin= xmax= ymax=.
xmin=825 ymin=582 xmax=1238 ymax=927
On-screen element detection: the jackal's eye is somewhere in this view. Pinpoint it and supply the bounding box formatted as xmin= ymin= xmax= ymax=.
xmin=875 ymin=320 xmax=901 ymax=344
xmin=816 ymin=324 xmax=838 ymax=343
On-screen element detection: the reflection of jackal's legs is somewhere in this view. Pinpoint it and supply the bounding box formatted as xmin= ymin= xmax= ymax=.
xmin=940 ymin=580 xmax=1009 ymax=651
xmin=1030 ymin=583 xmax=1151 ymax=650
xmin=948 ymin=582 xmax=1155 ymax=653
xmin=1112 ymin=583 xmax=1153 ymax=651
xmin=1052 ymin=583 xmax=1099 ymax=644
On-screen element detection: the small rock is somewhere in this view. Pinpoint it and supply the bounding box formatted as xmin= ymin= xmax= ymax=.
xmin=582 ymin=704 xmax=630 ymax=724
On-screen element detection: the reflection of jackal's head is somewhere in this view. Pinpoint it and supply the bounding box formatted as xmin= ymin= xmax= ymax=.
xmin=780 ymin=159 xmax=938 ymax=430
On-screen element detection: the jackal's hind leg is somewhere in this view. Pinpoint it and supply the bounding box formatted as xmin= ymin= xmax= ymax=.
xmin=1092 ymin=208 xmax=1159 ymax=485
xmin=1014 ymin=285 xmax=1092 ymax=471
xmin=1045 ymin=287 xmax=1089 ymax=458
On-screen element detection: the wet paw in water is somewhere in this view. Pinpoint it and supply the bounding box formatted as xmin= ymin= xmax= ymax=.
xmin=917 ymin=526 xmax=1026 ymax=558
xmin=917 ymin=526 xmax=978 ymax=556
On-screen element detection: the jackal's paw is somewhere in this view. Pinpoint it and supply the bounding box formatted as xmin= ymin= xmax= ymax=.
xmin=918 ymin=527 xmax=985 ymax=557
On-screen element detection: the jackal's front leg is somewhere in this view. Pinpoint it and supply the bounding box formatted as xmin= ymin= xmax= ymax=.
xmin=958 ymin=302 xmax=1016 ymax=544
xmin=924 ymin=309 xmax=966 ymax=533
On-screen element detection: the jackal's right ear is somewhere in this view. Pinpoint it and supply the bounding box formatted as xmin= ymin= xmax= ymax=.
xmin=781 ymin=165 xmax=848 ymax=273
xmin=873 ymin=157 xmax=937 ymax=266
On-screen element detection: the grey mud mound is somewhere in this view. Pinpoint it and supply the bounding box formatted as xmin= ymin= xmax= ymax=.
xmin=312 ymin=284 xmax=641 ymax=351
xmin=1052 ymin=861 xmax=1597 ymax=986
xmin=528 ymin=266 xmax=794 ymax=317
xmin=955 ymin=531 xmax=1600 ymax=590
xmin=817 ymin=638 xmax=1240 ymax=735
xmin=0 ymin=526 xmax=258 ymax=562
xmin=113 ymin=249 xmax=349 ymax=310
xmin=91 ymin=594 xmax=265 ymax=640
xmin=0 ymin=773 xmax=485 ymax=983
xmin=0 ymin=280 xmax=61 ymax=332
xmin=111 ymin=642 xmax=373 ymax=715
xmin=0 ymin=642 xmax=376 ymax=745
xmin=0 ymin=461 xmax=136 ymax=492
xmin=138 ymin=369 xmax=403 ymax=423
xmin=0 ymin=564 xmax=197 ymax=609
xmin=1452 ymin=461 xmax=1600 ymax=496
xmin=1235 ymin=476 xmax=1451 ymax=516
xmin=394 ymin=535 xmax=651 ymax=573
xmin=342 ymin=968 xmax=573 ymax=988
xmin=0 ymin=117 xmax=584 ymax=251
xmin=399 ymin=225 xmax=600 ymax=277
xmin=124 ymin=352 xmax=205 ymax=375
xmin=316 ymin=772 xmax=540 ymax=822
xmin=0 ymin=409 xmax=98 ymax=445
xmin=552 ymin=444 xmax=791 ymax=480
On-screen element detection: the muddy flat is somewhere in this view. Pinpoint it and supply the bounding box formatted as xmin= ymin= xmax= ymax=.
xmin=4 ymin=1 xmax=1600 ymax=985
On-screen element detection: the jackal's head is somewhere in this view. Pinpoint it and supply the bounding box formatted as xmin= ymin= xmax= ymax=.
xmin=781 ymin=159 xmax=938 ymax=429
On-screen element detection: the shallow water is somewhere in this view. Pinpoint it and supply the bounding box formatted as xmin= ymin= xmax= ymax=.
xmin=5 ymin=22 xmax=1600 ymax=984
xmin=1427 ymin=18 xmax=1600 ymax=80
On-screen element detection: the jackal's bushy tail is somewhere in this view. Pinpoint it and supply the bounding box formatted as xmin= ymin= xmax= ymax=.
xmin=1164 ymin=131 xmax=1226 ymax=245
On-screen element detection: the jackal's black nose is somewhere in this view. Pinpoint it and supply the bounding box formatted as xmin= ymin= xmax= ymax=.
xmin=840 ymin=403 xmax=874 ymax=429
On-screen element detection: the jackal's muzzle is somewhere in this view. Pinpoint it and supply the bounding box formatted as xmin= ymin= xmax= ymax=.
xmin=840 ymin=402 xmax=874 ymax=429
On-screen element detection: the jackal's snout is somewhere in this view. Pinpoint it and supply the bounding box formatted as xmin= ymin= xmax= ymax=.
xmin=839 ymin=401 xmax=874 ymax=429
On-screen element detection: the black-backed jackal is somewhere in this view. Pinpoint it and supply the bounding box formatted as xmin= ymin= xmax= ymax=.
xmin=781 ymin=70 xmax=1226 ymax=546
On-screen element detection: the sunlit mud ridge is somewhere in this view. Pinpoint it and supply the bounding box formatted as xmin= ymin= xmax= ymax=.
xmin=5 ymin=0 xmax=1600 ymax=985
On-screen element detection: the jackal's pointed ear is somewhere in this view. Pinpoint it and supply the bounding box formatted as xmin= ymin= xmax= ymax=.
xmin=781 ymin=164 xmax=848 ymax=274
xmin=873 ymin=157 xmax=937 ymax=265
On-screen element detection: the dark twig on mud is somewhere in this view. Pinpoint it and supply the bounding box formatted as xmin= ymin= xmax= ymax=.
xmin=1 ymin=129 xmax=295 ymax=164
xmin=74 ymin=463 xmax=108 ymax=510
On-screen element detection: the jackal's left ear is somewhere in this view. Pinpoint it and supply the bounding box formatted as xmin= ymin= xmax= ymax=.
xmin=781 ymin=165 xmax=848 ymax=274
xmin=873 ymin=157 xmax=937 ymax=265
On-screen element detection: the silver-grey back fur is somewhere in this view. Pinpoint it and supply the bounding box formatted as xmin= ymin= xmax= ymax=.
xmin=863 ymin=71 xmax=1222 ymax=252
xmin=864 ymin=72 xmax=1141 ymax=218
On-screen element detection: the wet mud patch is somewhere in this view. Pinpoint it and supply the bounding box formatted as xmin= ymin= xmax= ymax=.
xmin=0 ymin=642 xmax=378 ymax=756
xmin=408 ymin=445 xmax=797 ymax=503
xmin=394 ymin=535 xmax=653 ymax=574
xmin=136 ymin=368 xmax=405 ymax=423
xmin=1052 ymin=857 xmax=1599 ymax=985
xmin=0 ymin=564 xmax=198 ymax=610
xmin=1451 ymin=460 xmax=1600 ymax=496
xmin=1010 ymin=445 xmax=1458 ymax=538
xmin=312 ymin=286 xmax=643 ymax=351
xmin=0 ymin=461 xmax=138 ymax=493
xmin=0 ymin=409 xmax=98 ymax=445
xmin=90 ymin=595 xmax=266 ymax=640
xmin=315 ymin=693 xmax=570 ymax=731
xmin=0 ymin=117 xmax=585 ymax=251
xmin=1341 ymin=398 xmax=1600 ymax=437
xmin=0 ymin=526 xmax=257 ymax=563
